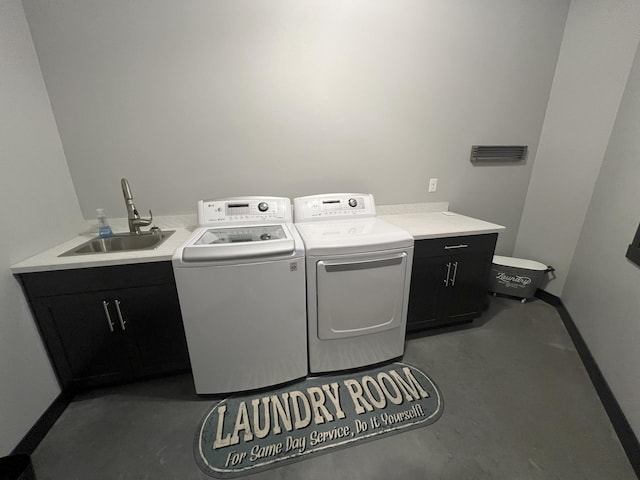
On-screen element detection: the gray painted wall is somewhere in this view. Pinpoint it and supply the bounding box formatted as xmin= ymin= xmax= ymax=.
xmin=8 ymin=0 xmax=638 ymax=454
xmin=563 ymin=41 xmax=640 ymax=438
xmin=0 ymin=1 xmax=84 ymax=454
xmin=22 ymin=0 xmax=571 ymax=255
xmin=514 ymin=0 xmax=640 ymax=296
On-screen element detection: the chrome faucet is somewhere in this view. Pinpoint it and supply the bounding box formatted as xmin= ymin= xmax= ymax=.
xmin=121 ymin=178 xmax=153 ymax=234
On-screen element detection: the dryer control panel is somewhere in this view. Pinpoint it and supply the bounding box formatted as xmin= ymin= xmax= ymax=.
xmin=294 ymin=193 xmax=376 ymax=222
xmin=197 ymin=197 xmax=292 ymax=226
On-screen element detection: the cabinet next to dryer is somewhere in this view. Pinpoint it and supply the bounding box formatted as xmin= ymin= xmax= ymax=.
xmin=407 ymin=233 xmax=497 ymax=331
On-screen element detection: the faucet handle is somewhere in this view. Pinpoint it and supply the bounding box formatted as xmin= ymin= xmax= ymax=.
xmin=133 ymin=210 xmax=153 ymax=229
xmin=140 ymin=210 xmax=153 ymax=226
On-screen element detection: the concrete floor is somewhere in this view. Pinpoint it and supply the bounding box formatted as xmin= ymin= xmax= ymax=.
xmin=32 ymin=297 xmax=636 ymax=479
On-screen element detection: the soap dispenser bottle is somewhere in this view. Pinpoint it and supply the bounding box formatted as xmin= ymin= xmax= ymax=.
xmin=97 ymin=208 xmax=114 ymax=238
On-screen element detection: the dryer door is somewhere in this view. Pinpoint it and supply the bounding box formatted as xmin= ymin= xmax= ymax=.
xmin=316 ymin=251 xmax=409 ymax=339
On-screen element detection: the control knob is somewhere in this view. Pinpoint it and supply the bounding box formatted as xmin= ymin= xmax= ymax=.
xmin=258 ymin=202 xmax=269 ymax=212
xmin=260 ymin=233 xmax=271 ymax=241
xmin=348 ymin=198 xmax=358 ymax=208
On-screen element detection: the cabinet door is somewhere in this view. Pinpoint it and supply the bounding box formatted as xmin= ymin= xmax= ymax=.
xmin=407 ymin=256 xmax=448 ymax=329
xmin=446 ymin=252 xmax=491 ymax=321
xmin=114 ymin=284 xmax=190 ymax=375
xmin=42 ymin=293 xmax=132 ymax=386
xmin=20 ymin=262 xmax=190 ymax=391
xmin=406 ymin=234 xmax=497 ymax=332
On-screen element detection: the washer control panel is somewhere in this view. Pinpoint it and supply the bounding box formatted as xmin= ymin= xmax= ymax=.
xmin=293 ymin=193 xmax=376 ymax=222
xmin=197 ymin=197 xmax=291 ymax=225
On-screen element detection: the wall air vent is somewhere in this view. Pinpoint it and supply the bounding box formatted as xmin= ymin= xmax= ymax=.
xmin=470 ymin=145 xmax=528 ymax=163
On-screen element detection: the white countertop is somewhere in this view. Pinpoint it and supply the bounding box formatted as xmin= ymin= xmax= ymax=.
xmin=379 ymin=211 xmax=505 ymax=240
xmin=11 ymin=217 xmax=197 ymax=274
xmin=11 ymin=204 xmax=504 ymax=274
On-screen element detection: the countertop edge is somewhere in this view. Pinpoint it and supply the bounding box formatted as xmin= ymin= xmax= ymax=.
xmin=411 ymin=227 xmax=505 ymax=240
xmin=11 ymin=254 xmax=173 ymax=275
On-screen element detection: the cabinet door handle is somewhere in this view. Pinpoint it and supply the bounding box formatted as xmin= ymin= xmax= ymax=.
xmin=102 ymin=301 xmax=115 ymax=332
xmin=444 ymin=244 xmax=469 ymax=250
xmin=451 ymin=261 xmax=459 ymax=286
xmin=444 ymin=262 xmax=451 ymax=286
xmin=114 ymin=299 xmax=126 ymax=331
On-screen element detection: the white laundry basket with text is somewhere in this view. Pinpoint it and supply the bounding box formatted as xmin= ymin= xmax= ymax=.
xmin=489 ymin=255 xmax=554 ymax=303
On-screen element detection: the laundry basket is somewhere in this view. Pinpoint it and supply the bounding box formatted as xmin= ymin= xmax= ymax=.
xmin=489 ymin=255 xmax=554 ymax=303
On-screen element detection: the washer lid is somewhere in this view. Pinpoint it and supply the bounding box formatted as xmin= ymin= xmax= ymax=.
xmin=181 ymin=224 xmax=295 ymax=261
xmin=295 ymin=218 xmax=413 ymax=255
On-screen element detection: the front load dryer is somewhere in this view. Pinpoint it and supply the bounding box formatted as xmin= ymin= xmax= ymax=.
xmin=172 ymin=197 xmax=307 ymax=394
xmin=294 ymin=193 xmax=414 ymax=373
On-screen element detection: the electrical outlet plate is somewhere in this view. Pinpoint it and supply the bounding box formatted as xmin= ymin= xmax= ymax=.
xmin=429 ymin=178 xmax=438 ymax=192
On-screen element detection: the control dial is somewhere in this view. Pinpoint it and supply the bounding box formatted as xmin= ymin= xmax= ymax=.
xmin=348 ymin=198 xmax=358 ymax=208
xmin=260 ymin=233 xmax=271 ymax=241
xmin=258 ymin=202 xmax=269 ymax=212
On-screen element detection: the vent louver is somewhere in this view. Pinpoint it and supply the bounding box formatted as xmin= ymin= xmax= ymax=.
xmin=470 ymin=145 xmax=528 ymax=163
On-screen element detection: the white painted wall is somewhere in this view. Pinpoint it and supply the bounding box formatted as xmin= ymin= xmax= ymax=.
xmin=514 ymin=0 xmax=640 ymax=296
xmin=0 ymin=0 xmax=84 ymax=455
xmin=563 ymin=40 xmax=640 ymax=437
xmin=22 ymin=0 xmax=570 ymax=255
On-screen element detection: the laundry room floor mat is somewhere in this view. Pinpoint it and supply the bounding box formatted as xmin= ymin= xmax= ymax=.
xmin=194 ymin=361 xmax=443 ymax=478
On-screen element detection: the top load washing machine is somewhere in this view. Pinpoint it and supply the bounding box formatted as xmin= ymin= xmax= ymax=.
xmin=172 ymin=197 xmax=307 ymax=394
xmin=294 ymin=193 xmax=414 ymax=373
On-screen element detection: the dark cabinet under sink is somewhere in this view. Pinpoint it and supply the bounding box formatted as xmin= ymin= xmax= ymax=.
xmin=17 ymin=262 xmax=190 ymax=391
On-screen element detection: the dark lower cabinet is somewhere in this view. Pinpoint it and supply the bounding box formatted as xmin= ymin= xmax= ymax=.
xmin=119 ymin=284 xmax=189 ymax=374
xmin=407 ymin=234 xmax=497 ymax=331
xmin=38 ymin=292 xmax=133 ymax=383
xmin=18 ymin=262 xmax=190 ymax=391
